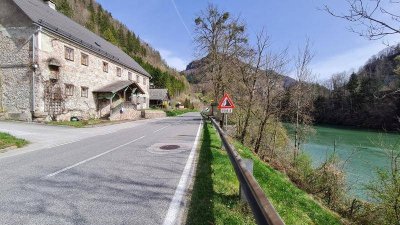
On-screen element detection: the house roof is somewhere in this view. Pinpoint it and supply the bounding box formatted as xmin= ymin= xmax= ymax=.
xmin=93 ymin=80 xmax=145 ymax=94
xmin=12 ymin=0 xmax=151 ymax=78
xmin=149 ymin=89 xmax=170 ymax=101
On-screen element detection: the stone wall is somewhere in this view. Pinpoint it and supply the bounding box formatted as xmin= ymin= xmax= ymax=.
xmin=34 ymin=31 xmax=150 ymax=121
xmin=109 ymin=108 xmax=141 ymax=121
xmin=142 ymin=110 xmax=166 ymax=119
xmin=0 ymin=0 xmax=37 ymax=121
xmin=0 ymin=0 xmax=151 ymax=122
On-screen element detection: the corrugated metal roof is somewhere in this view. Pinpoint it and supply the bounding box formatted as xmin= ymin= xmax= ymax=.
xmin=149 ymin=89 xmax=170 ymax=100
xmin=12 ymin=0 xmax=151 ymax=78
xmin=93 ymin=80 xmax=145 ymax=94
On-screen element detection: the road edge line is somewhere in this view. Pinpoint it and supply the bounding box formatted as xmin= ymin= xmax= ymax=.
xmin=162 ymin=120 xmax=203 ymax=225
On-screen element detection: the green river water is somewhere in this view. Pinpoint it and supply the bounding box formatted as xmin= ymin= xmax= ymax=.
xmin=286 ymin=124 xmax=400 ymax=200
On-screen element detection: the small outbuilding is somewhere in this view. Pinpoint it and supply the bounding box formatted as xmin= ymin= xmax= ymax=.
xmin=149 ymin=89 xmax=170 ymax=108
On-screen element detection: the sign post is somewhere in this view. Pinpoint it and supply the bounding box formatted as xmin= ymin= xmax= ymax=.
xmin=217 ymin=93 xmax=235 ymax=130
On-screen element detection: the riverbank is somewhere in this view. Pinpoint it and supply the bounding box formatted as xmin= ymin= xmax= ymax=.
xmin=186 ymin=122 xmax=343 ymax=224
xmin=285 ymin=123 xmax=400 ymax=199
xmin=314 ymin=122 xmax=400 ymax=134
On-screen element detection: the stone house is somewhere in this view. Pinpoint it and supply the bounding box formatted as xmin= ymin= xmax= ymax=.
xmin=0 ymin=0 xmax=151 ymax=121
xmin=149 ymin=89 xmax=170 ymax=108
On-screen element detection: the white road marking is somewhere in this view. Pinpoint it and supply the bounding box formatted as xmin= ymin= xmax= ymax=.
xmin=44 ymin=135 xmax=145 ymax=178
xmin=162 ymin=120 xmax=203 ymax=225
xmin=153 ymin=125 xmax=171 ymax=133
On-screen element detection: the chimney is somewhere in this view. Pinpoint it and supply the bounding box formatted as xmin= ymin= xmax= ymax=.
xmin=43 ymin=0 xmax=56 ymax=10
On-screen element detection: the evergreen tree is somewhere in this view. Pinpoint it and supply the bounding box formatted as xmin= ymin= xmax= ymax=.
xmin=347 ymin=72 xmax=359 ymax=95
xmin=56 ymin=0 xmax=73 ymax=18
xmin=103 ymin=28 xmax=118 ymax=45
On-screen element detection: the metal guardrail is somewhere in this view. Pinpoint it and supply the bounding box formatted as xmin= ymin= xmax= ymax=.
xmin=207 ymin=116 xmax=285 ymax=225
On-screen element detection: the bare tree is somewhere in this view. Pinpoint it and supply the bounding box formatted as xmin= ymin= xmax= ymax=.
xmin=194 ymin=4 xmax=247 ymax=102
xmin=291 ymin=39 xmax=315 ymax=159
xmin=366 ymin=141 xmax=400 ymax=225
xmin=237 ymin=30 xmax=269 ymax=144
xmin=324 ymin=0 xmax=400 ymax=40
xmin=253 ymin=48 xmax=289 ymax=154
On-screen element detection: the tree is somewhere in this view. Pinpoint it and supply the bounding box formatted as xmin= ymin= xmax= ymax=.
xmin=347 ymin=72 xmax=359 ymax=111
xmin=347 ymin=72 xmax=359 ymax=95
xmin=329 ymin=72 xmax=348 ymax=111
xmin=238 ymin=30 xmax=269 ymax=144
xmin=103 ymin=28 xmax=118 ymax=46
xmin=56 ymin=0 xmax=73 ymax=18
xmin=291 ymin=39 xmax=315 ymax=159
xmin=194 ymin=4 xmax=247 ymax=102
xmin=252 ymin=48 xmax=288 ymax=154
xmin=324 ymin=0 xmax=400 ymax=40
xmin=366 ymin=142 xmax=400 ymax=225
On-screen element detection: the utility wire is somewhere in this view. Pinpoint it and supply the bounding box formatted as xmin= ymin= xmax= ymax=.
xmin=171 ymin=0 xmax=193 ymax=40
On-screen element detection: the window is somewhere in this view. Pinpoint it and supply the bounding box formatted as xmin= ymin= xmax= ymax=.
xmin=137 ymin=75 xmax=140 ymax=83
xmin=128 ymin=72 xmax=132 ymax=81
xmin=65 ymin=84 xmax=74 ymax=96
xmin=81 ymin=86 xmax=88 ymax=98
xmin=117 ymin=67 xmax=122 ymax=77
xmin=103 ymin=61 xmax=109 ymax=73
xmin=81 ymin=53 xmax=89 ymax=66
xmin=64 ymin=46 xmax=74 ymax=61
xmin=48 ymin=65 xmax=60 ymax=80
xmin=143 ymin=77 xmax=146 ymax=85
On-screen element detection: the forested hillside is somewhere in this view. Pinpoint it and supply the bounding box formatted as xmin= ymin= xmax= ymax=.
xmin=54 ymin=0 xmax=188 ymax=96
xmin=314 ymin=45 xmax=400 ymax=130
xmin=183 ymin=54 xmax=296 ymax=98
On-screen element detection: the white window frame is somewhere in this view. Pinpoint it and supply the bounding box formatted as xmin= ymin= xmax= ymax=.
xmin=81 ymin=53 xmax=89 ymax=66
xmin=65 ymin=84 xmax=74 ymax=96
xmin=65 ymin=46 xmax=74 ymax=61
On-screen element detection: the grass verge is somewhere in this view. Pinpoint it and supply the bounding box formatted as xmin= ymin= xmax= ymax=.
xmin=187 ymin=121 xmax=344 ymax=224
xmin=233 ymin=141 xmax=344 ymax=225
xmin=0 ymin=132 xmax=28 ymax=150
xmin=186 ymin=122 xmax=255 ymax=225
xmin=165 ymin=109 xmax=197 ymax=117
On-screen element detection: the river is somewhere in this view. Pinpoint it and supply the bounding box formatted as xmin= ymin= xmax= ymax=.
xmin=286 ymin=124 xmax=400 ymax=200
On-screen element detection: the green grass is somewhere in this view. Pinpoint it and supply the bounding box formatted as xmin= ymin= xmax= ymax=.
xmin=0 ymin=132 xmax=28 ymax=150
xmin=233 ymin=141 xmax=344 ymax=225
xmin=186 ymin=122 xmax=256 ymax=225
xmin=187 ymin=121 xmax=344 ymax=224
xmin=165 ymin=109 xmax=197 ymax=117
xmin=46 ymin=119 xmax=110 ymax=128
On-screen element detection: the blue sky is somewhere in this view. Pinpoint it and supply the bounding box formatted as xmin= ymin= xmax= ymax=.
xmin=96 ymin=0 xmax=398 ymax=80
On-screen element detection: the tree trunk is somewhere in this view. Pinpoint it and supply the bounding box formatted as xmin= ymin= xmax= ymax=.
xmin=239 ymin=98 xmax=253 ymax=144
xmin=254 ymin=112 xmax=269 ymax=154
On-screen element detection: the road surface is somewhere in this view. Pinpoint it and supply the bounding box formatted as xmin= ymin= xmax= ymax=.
xmin=0 ymin=112 xmax=202 ymax=225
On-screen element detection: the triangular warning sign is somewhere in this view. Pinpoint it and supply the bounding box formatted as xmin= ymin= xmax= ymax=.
xmin=218 ymin=93 xmax=235 ymax=109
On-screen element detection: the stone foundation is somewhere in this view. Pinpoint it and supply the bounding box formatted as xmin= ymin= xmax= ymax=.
xmin=109 ymin=108 xmax=141 ymax=121
xmin=1 ymin=112 xmax=32 ymax=121
xmin=142 ymin=110 xmax=166 ymax=119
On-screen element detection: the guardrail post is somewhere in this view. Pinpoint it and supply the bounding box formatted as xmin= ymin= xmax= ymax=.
xmin=240 ymin=158 xmax=254 ymax=202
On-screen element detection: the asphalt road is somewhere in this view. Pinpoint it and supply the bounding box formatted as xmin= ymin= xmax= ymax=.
xmin=0 ymin=112 xmax=202 ymax=225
